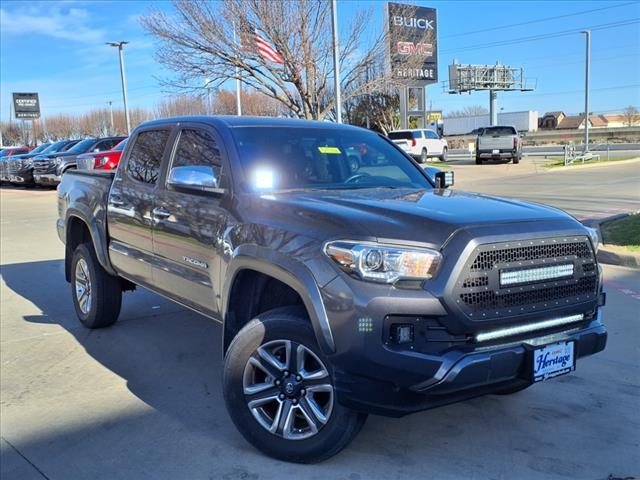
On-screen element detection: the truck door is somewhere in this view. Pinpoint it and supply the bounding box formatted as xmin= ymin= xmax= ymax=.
xmin=107 ymin=127 xmax=173 ymax=287
xmin=151 ymin=124 xmax=232 ymax=318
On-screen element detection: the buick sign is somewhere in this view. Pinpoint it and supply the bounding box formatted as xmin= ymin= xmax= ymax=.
xmin=387 ymin=3 xmax=438 ymax=85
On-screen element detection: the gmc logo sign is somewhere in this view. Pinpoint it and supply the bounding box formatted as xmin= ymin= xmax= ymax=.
xmin=397 ymin=42 xmax=433 ymax=56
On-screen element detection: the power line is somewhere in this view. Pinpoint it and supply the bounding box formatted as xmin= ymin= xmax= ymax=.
xmin=441 ymin=2 xmax=638 ymax=39
xmin=442 ymin=18 xmax=640 ymax=54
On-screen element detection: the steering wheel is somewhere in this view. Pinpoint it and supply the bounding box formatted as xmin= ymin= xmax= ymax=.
xmin=344 ymin=172 xmax=371 ymax=184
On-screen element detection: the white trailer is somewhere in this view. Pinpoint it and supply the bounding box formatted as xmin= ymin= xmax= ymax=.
xmin=443 ymin=110 xmax=538 ymax=135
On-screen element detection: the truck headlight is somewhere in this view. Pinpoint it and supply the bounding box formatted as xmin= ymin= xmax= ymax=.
xmin=324 ymin=241 xmax=442 ymax=283
xmin=585 ymin=226 xmax=600 ymax=253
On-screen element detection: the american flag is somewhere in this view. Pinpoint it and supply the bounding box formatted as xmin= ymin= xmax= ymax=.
xmin=241 ymin=25 xmax=284 ymax=65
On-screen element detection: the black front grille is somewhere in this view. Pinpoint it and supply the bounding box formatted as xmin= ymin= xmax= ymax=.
xmin=33 ymin=159 xmax=54 ymax=174
xmin=454 ymin=236 xmax=598 ymax=320
xmin=460 ymin=276 xmax=597 ymax=311
xmin=471 ymin=242 xmax=592 ymax=271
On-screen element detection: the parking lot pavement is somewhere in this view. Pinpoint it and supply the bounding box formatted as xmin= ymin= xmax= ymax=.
xmin=1 ymin=184 xmax=639 ymax=480
xmin=445 ymin=156 xmax=640 ymax=221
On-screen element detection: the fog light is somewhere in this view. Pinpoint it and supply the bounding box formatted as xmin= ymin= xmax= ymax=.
xmin=390 ymin=324 xmax=414 ymax=344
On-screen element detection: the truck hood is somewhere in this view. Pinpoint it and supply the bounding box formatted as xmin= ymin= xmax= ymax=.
xmin=247 ymin=187 xmax=582 ymax=247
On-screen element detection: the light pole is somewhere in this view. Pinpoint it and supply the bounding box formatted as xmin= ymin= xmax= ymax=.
xmin=107 ymin=101 xmax=114 ymax=135
xmin=581 ymin=30 xmax=591 ymax=153
xmin=331 ymin=0 xmax=342 ymax=123
xmin=107 ymin=41 xmax=131 ymax=135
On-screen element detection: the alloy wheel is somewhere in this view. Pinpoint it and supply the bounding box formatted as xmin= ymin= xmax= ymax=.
xmin=75 ymin=258 xmax=92 ymax=314
xmin=242 ymin=339 xmax=334 ymax=440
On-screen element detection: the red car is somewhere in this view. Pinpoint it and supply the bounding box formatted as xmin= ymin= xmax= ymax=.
xmin=0 ymin=146 xmax=32 ymax=157
xmin=76 ymin=139 xmax=127 ymax=171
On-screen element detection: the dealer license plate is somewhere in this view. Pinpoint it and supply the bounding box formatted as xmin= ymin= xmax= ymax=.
xmin=492 ymin=149 xmax=500 ymax=154
xmin=532 ymin=341 xmax=575 ymax=382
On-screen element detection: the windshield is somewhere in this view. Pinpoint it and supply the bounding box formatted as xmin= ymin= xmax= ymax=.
xmin=232 ymin=126 xmax=432 ymax=192
xmin=30 ymin=144 xmax=51 ymax=154
xmin=482 ymin=126 xmax=517 ymax=136
xmin=66 ymin=139 xmax=95 ymax=154
xmin=43 ymin=140 xmax=70 ymax=153
xmin=113 ymin=139 xmax=127 ymax=151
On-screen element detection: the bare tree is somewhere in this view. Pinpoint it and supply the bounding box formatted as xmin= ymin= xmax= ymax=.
xmin=445 ymin=105 xmax=489 ymax=118
xmin=155 ymin=95 xmax=208 ymax=117
xmin=622 ymin=105 xmax=640 ymax=127
xmin=211 ymin=88 xmax=284 ymax=116
xmin=141 ymin=0 xmax=424 ymax=120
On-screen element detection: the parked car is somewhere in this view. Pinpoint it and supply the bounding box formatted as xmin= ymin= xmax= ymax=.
xmin=2 ymin=143 xmax=51 ymax=185
xmin=76 ymin=138 xmax=127 ymax=171
xmin=475 ymin=126 xmax=522 ymax=164
xmin=34 ymin=136 xmax=125 ymax=186
xmin=388 ymin=129 xmax=448 ymax=163
xmin=11 ymin=140 xmax=80 ymax=187
xmin=0 ymin=146 xmax=32 ymax=157
xmin=57 ymin=116 xmax=606 ymax=463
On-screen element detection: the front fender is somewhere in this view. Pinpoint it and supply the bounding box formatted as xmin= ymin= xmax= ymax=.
xmin=222 ymin=244 xmax=336 ymax=355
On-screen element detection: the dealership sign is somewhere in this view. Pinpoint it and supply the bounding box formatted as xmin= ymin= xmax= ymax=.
xmin=12 ymin=92 xmax=40 ymax=119
xmin=387 ymin=3 xmax=438 ymax=85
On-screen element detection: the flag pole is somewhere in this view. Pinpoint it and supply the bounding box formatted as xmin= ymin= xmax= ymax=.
xmin=331 ymin=0 xmax=342 ymax=123
xmin=233 ymin=23 xmax=242 ymax=116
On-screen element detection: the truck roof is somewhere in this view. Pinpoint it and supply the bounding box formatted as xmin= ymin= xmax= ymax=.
xmin=137 ymin=115 xmax=369 ymax=132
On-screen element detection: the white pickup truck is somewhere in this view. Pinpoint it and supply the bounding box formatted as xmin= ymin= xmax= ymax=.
xmin=475 ymin=126 xmax=522 ymax=164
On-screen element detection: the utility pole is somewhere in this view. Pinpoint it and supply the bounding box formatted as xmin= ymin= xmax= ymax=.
xmin=107 ymin=41 xmax=131 ymax=135
xmin=582 ymin=30 xmax=591 ymax=153
xmin=331 ymin=0 xmax=342 ymax=123
xmin=107 ymin=101 xmax=114 ymax=135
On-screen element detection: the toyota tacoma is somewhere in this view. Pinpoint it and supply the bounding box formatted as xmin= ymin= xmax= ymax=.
xmin=57 ymin=116 xmax=606 ymax=463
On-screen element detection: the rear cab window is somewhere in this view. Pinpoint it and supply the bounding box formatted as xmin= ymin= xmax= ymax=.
xmin=125 ymin=129 xmax=170 ymax=185
xmin=482 ymin=127 xmax=517 ymax=136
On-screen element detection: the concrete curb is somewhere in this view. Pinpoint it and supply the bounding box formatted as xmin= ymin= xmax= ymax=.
xmin=587 ymin=213 xmax=640 ymax=269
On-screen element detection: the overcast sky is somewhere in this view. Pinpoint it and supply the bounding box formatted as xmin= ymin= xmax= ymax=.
xmin=1 ymin=0 xmax=639 ymax=121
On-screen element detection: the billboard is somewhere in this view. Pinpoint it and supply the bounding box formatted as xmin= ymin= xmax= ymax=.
xmin=387 ymin=3 xmax=438 ymax=85
xmin=12 ymin=92 xmax=40 ymax=119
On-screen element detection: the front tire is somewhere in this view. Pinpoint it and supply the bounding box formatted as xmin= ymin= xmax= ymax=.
xmin=71 ymin=243 xmax=122 ymax=329
xmin=439 ymin=147 xmax=448 ymax=161
xmin=223 ymin=309 xmax=367 ymax=463
xmin=512 ymin=155 xmax=520 ymax=164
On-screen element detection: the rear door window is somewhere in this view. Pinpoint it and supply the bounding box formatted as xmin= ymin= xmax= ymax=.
xmin=126 ymin=129 xmax=170 ymax=185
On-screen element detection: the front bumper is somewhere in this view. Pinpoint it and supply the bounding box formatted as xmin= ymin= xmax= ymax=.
xmin=34 ymin=173 xmax=61 ymax=185
xmin=8 ymin=168 xmax=35 ymax=185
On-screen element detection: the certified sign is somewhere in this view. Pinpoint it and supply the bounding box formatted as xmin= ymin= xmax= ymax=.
xmin=386 ymin=2 xmax=438 ymax=85
xmin=12 ymin=92 xmax=41 ymax=119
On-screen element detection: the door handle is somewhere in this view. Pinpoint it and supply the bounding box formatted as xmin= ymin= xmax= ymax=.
xmin=110 ymin=195 xmax=125 ymax=207
xmin=152 ymin=207 xmax=171 ymax=219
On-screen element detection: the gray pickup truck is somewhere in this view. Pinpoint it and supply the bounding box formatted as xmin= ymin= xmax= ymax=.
xmin=57 ymin=116 xmax=606 ymax=463
xmin=476 ymin=125 xmax=522 ymax=164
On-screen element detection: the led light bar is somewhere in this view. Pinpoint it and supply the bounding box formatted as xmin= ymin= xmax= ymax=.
xmin=475 ymin=314 xmax=584 ymax=343
xmin=500 ymin=263 xmax=574 ymax=286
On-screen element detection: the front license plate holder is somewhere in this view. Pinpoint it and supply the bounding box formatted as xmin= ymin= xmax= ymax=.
xmin=528 ymin=341 xmax=576 ymax=382
xmin=492 ymin=149 xmax=500 ymax=155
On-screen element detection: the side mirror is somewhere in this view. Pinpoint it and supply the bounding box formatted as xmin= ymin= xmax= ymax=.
xmin=167 ymin=165 xmax=223 ymax=193
xmin=434 ymin=171 xmax=454 ymax=188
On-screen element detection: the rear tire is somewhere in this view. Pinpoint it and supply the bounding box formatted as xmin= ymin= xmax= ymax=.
xmin=419 ymin=148 xmax=428 ymax=164
xmin=512 ymin=156 xmax=520 ymax=164
xmin=223 ymin=308 xmax=367 ymax=463
xmin=71 ymin=243 xmax=122 ymax=329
